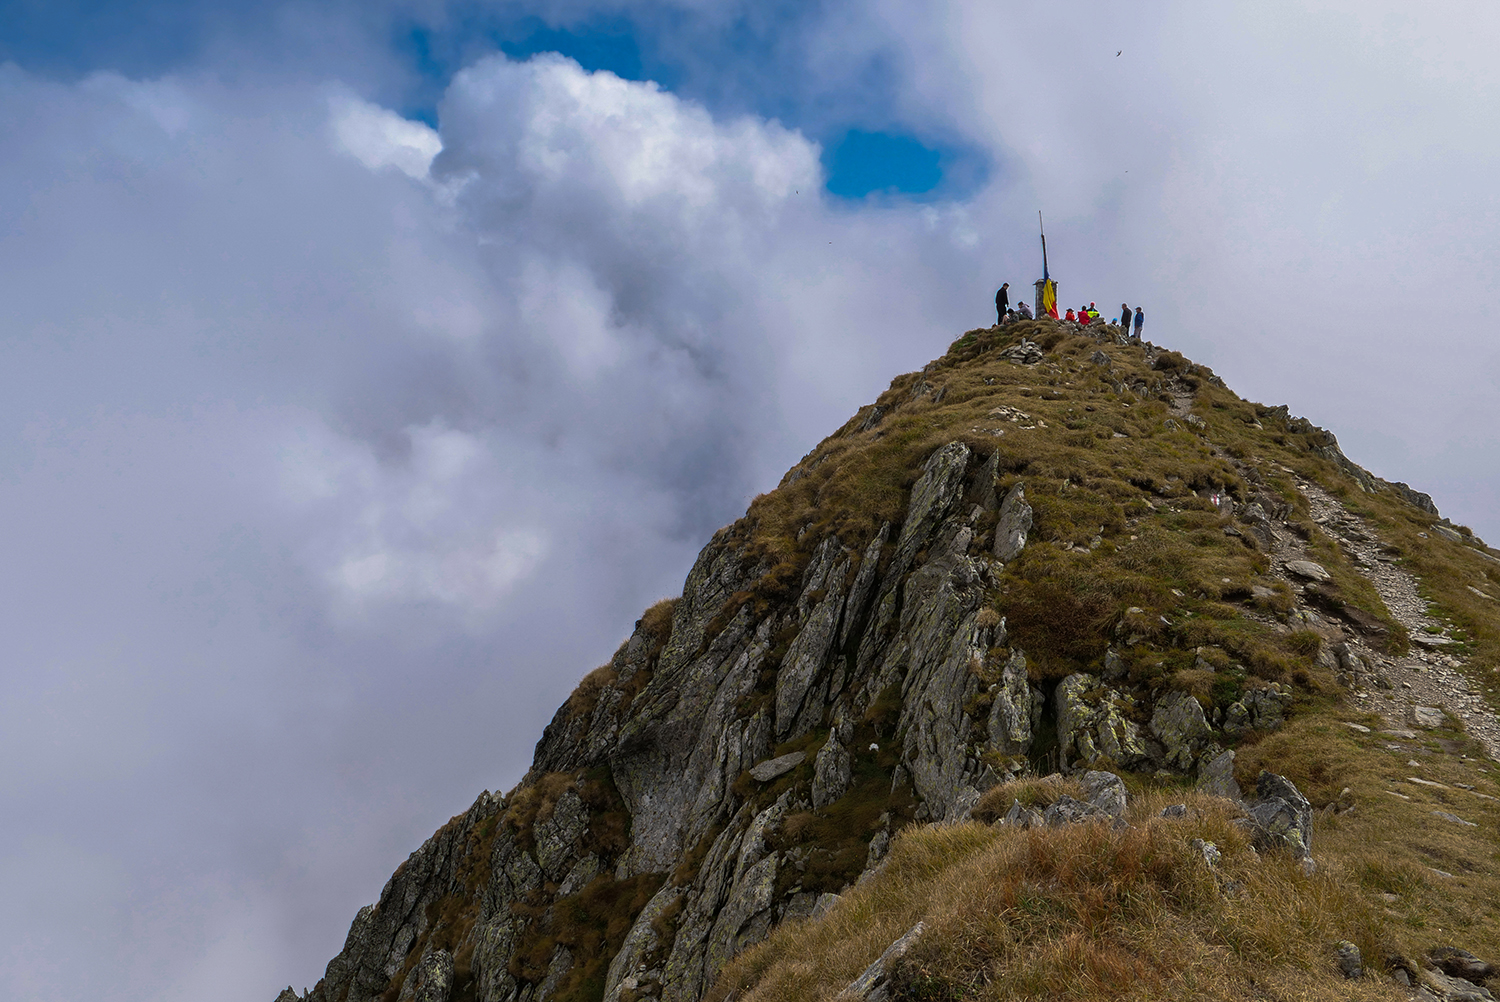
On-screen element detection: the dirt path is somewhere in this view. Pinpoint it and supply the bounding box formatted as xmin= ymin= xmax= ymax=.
xmin=1286 ymin=476 xmax=1500 ymax=760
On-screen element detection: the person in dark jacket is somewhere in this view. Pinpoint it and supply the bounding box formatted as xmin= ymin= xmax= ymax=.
xmin=995 ymin=283 xmax=1009 ymax=325
xmin=1133 ymin=307 xmax=1144 ymax=339
xmin=1119 ymin=303 xmax=1130 ymax=327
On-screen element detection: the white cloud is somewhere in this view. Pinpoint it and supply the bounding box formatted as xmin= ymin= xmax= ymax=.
xmin=329 ymin=91 xmax=442 ymax=179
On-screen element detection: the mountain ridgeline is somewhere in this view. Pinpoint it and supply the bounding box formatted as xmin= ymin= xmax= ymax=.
xmin=278 ymin=320 xmax=1500 ymax=1002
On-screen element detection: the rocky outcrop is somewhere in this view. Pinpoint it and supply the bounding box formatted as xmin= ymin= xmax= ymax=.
xmin=1055 ymin=674 xmax=1152 ymax=771
xmin=286 ymin=437 xmax=1037 ymax=1002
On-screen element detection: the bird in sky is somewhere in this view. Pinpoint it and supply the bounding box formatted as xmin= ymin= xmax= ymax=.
xmin=1116 ymin=50 xmax=1122 ymax=56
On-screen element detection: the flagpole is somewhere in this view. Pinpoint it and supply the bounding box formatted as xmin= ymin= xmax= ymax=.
xmin=1039 ymin=210 xmax=1048 ymax=282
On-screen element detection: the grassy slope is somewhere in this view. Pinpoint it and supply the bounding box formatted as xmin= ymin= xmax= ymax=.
xmin=700 ymin=320 xmax=1500 ymax=1001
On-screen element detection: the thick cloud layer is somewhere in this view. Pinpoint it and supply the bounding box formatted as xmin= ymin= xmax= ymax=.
xmin=2 ymin=4 xmax=1498 ymax=1001
xmin=0 ymin=55 xmax=984 ymax=1002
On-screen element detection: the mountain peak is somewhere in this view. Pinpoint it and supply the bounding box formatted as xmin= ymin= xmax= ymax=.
xmin=278 ymin=318 xmax=1500 ymax=1002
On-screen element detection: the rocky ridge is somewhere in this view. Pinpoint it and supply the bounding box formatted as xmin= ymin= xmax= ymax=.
xmin=277 ymin=318 xmax=1500 ymax=1002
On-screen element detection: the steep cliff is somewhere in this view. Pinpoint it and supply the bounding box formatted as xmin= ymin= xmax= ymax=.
xmin=277 ymin=319 xmax=1500 ymax=1002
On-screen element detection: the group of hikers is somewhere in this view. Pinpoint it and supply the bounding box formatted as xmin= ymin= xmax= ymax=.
xmin=993 ymin=282 xmax=1144 ymax=339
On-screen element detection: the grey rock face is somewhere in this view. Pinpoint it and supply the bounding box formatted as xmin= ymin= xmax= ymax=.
xmin=1392 ymin=481 xmax=1440 ymax=515
xmin=943 ymin=785 xmax=981 ymax=824
xmin=1055 ymin=673 xmax=1101 ymax=766
xmin=535 ymin=789 xmax=588 ymax=882
xmin=308 ymin=792 xmax=506 ymax=1002
xmin=536 ymin=947 xmax=573 ymax=1002
xmin=285 ymin=405 xmax=1337 ymax=1002
xmin=892 ymin=443 xmax=972 ymax=576
xmin=1150 ymin=691 xmax=1211 ymax=771
xmin=1056 ymin=674 xmax=1152 ymax=771
xmin=985 ymin=649 xmax=1032 ymax=756
xmin=812 ymin=736 xmax=852 ymax=809
xmin=993 ymin=483 xmax=1033 ymax=562
xmin=776 ymin=536 xmax=854 ymax=740
xmin=1245 ymin=771 xmax=1313 ymax=862
xmin=603 ymin=885 xmax=684 ymax=1002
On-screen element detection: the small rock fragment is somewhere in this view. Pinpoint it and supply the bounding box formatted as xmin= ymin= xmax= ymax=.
xmin=1432 ymin=810 xmax=1478 ymax=827
xmin=1285 ymin=560 xmax=1332 ymax=582
xmin=749 ymin=751 xmax=807 ymax=782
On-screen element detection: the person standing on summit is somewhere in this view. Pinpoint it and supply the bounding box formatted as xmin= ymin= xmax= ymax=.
xmin=1119 ymin=303 xmax=1130 ymax=328
xmin=1133 ymin=307 xmax=1144 ymax=340
xmin=995 ymin=283 xmax=1009 ymax=325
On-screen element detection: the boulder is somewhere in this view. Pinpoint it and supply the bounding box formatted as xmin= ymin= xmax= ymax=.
xmin=998 ymin=339 xmax=1043 ymax=365
xmin=1222 ymin=686 xmax=1291 ymax=737
xmin=1094 ymin=698 xmax=1151 ymax=769
xmin=1042 ymin=795 xmax=1102 ymax=827
xmin=1102 ymin=647 xmax=1126 ymax=682
xmin=1079 ymin=770 xmax=1128 ymax=818
xmin=1150 ymin=691 xmax=1211 ymax=771
xmin=1245 ymin=772 xmax=1313 ymax=862
xmin=1413 ymin=705 xmax=1447 ymax=729
xmin=1196 ymin=749 xmax=1242 ymax=801
xmin=1422 ymin=970 xmax=1495 ymax=1002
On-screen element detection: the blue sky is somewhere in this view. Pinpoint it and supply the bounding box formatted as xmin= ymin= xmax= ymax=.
xmin=3 ymin=4 xmax=1500 ymax=1001
xmin=1 ymin=0 xmax=968 ymax=197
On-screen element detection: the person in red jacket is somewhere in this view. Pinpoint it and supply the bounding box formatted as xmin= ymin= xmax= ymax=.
xmin=1065 ymin=308 xmax=1077 ymax=322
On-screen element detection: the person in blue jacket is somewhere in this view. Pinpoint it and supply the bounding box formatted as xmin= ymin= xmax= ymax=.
xmin=1133 ymin=307 xmax=1144 ymax=339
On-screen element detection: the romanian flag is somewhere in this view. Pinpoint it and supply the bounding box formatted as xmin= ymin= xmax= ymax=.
xmin=1040 ymin=279 xmax=1058 ymax=318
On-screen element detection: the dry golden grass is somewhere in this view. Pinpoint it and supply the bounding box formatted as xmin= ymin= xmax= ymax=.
xmin=712 ymin=792 xmax=1406 ymax=1002
xmin=1237 ymin=710 xmax=1500 ymax=966
xmin=971 ymin=773 xmax=1082 ymax=821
